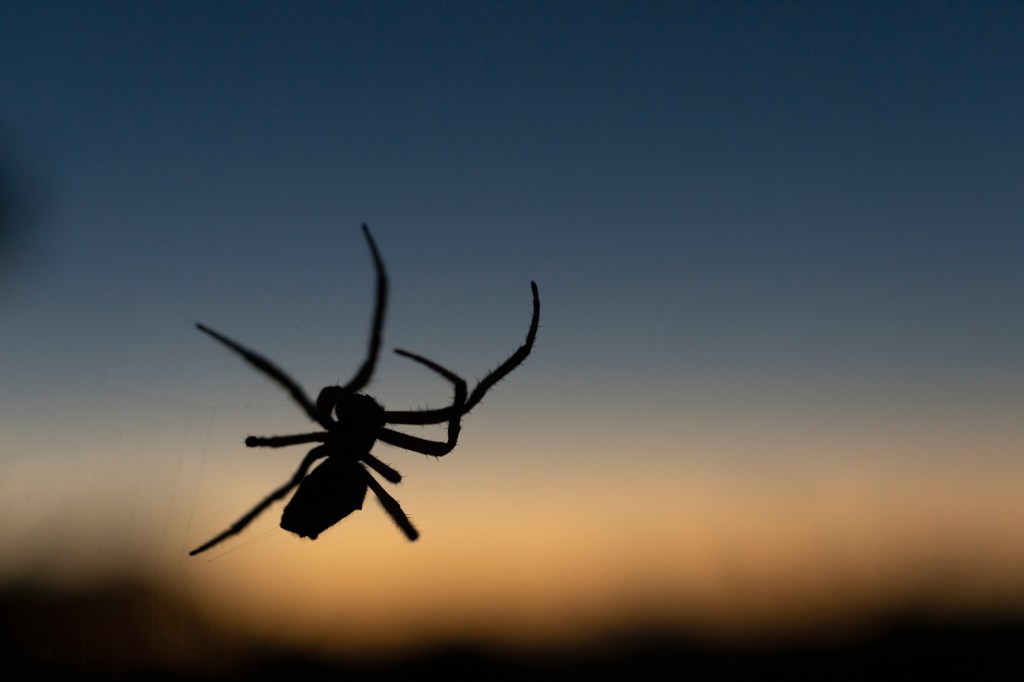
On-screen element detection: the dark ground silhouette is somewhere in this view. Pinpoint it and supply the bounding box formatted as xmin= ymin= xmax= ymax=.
xmin=1 ymin=578 xmax=1020 ymax=681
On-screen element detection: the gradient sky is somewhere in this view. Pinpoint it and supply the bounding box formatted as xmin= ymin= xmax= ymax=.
xmin=1 ymin=0 xmax=1023 ymax=661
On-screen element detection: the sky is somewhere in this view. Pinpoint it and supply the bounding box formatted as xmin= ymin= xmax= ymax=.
xmin=1 ymin=0 xmax=1023 ymax=671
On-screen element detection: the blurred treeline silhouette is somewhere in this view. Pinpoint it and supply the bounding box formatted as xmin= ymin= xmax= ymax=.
xmin=1 ymin=577 xmax=1020 ymax=681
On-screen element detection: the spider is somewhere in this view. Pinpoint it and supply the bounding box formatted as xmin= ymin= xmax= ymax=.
xmin=189 ymin=224 xmax=539 ymax=556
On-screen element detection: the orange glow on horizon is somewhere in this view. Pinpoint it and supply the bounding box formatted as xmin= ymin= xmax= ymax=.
xmin=3 ymin=414 xmax=1023 ymax=659
xmin=173 ymin=455 xmax=1024 ymax=657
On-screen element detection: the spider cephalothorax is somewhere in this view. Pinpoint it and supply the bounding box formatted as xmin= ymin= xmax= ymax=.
xmin=314 ymin=392 xmax=385 ymax=448
xmin=189 ymin=224 xmax=538 ymax=555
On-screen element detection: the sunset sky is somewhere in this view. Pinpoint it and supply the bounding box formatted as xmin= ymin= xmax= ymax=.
xmin=1 ymin=0 xmax=1023 ymax=667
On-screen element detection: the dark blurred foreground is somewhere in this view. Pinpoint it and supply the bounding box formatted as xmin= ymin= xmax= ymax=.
xmin=1 ymin=579 xmax=1020 ymax=681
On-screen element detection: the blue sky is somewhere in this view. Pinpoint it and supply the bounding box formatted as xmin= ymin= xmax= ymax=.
xmin=1 ymin=0 xmax=1023 ymax=658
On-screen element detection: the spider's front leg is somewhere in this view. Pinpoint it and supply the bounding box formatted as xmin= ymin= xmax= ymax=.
xmin=336 ymin=223 xmax=388 ymax=397
xmin=377 ymin=349 xmax=467 ymax=457
xmin=195 ymin=323 xmax=329 ymax=429
xmin=383 ymin=281 xmax=539 ymax=426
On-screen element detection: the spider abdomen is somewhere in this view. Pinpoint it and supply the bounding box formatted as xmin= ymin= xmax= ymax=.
xmin=281 ymin=457 xmax=369 ymax=539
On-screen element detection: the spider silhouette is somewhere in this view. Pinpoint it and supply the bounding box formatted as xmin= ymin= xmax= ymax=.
xmin=189 ymin=224 xmax=539 ymax=555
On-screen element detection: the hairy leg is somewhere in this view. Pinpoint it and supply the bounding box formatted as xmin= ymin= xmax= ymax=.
xmin=189 ymin=446 xmax=330 ymax=556
xmin=336 ymin=224 xmax=388 ymax=397
xmin=196 ymin=323 xmax=325 ymax=428
xmin=365 ymin=473 xmax=418 ymax=541
xmin=383 ymin=281 xmax=538 ymax=424
xmin=377 ymin=349 xmax=466 ymax=457
xmin=245 ymin=432 xmax=327 ymax=448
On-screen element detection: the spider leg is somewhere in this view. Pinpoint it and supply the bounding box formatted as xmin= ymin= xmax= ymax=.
xmin=245 ymin=434 xmax=401 ymax=483
xmin=362 ymin=452 xmax=402 ymax=484
xmin=338 ymin=223 xmax=388 ymax=397
xmin=196 ymin=323 xmax=327 ymax=429
xmin=189 ymin=445 xmax=330 ymax=556
xmin=383 ymin=280 xmax=539 ymax=425
xmin=245 ymin=432 xmax=327 ymax=448
xmin=365 ymin=471 xmax=418 ymax=540
xmin=462 ymin=280 xmax=539 ymax=412
xmin=376 ymin=349 xmax=466 ymax=457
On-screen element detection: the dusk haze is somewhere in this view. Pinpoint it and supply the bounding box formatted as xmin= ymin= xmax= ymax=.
xmin=1 ymin=2 xmax=1022 ymax=679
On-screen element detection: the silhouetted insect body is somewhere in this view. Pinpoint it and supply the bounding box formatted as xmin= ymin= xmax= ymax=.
xmin=281 ymin=457 xmax=369 ymax=540
xmin=189 ymin=224 xmax=539 ymax=555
